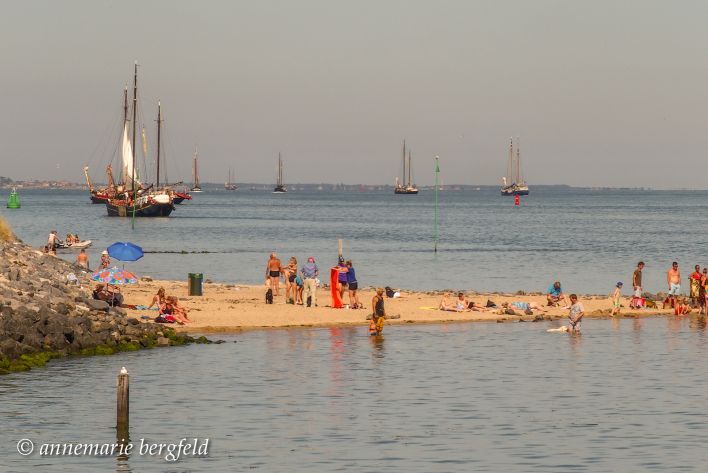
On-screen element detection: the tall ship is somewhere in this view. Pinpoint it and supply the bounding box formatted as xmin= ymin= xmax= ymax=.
xmin=273 ymin=153 xmax=287 ymax=193
xmin=84 ymin=165 xmax=116 ymax=204
xmin=191 ymin=148 xmax=203 ymax=192
xmin=105 ymin=63 xmax=175 ymax=217
xmin=394 ymin=140 xmax=419 ymax=194
xmin=224 ymin=167 xmax=238 ymax=190
xmin=501 ymin=137 xmax=529 ymax=196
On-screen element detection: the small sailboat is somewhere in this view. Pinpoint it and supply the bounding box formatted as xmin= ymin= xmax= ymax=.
xmin=224 ymin=167 xmax=238 ymax=190
xmin=273 ymin=153 xmax=287 ymax=193
xmin=501 ymin=137 xmax=529 ymax=196
xmin=394 ymin=140 xmax=419 ymax=194
xmin=6 ymin=188 xmax=20 ymax=209
xmin=191 ymin=148 xmax=203 ymax=192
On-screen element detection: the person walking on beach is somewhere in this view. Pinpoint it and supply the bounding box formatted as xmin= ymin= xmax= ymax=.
xmin=265 ymin=253 xmax=283 ymax=297
xmin=631 ymin=261 xmax=644 ymax=309
xmin=100 ymin=250 xmax=111 ymax=269
xmin=345 ymin=260 xmax=361 ymax=308
xmin=610 ymin=282 xmax=623 ymax=317
xmin=301 ymin=256 xmax=319 ymax=307
xmin=546 ymin=281 xmax=569 ymax=307
xmin=667 ymin=262 xmax=682 ymax=308
xmin=76 ymin=249 xmax=89 ymax=270
xmin=370 ymin=287 xmax=386 ymax=336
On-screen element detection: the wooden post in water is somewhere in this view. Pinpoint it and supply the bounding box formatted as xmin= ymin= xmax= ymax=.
xmin=338 ymin=239 xmax=343 ymax=258
xmin=116 ymin=367 xmax=129 ymax=440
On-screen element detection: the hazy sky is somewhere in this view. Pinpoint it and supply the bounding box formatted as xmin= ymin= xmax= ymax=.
xmin=1 ymin=0 xmax=707 ymax=187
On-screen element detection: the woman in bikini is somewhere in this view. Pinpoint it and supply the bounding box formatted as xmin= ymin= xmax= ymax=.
xmin=147 ymin=287 xmax=167 ymax=312
xmin=370 ymin=288 xmax=386 ymax=335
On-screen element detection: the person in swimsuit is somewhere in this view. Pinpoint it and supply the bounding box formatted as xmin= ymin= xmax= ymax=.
xmin=76 ymin=249 xmax=89 ymax=269
xmin=334 ymin=256 xmax=349 ymax=301
xmin=165 ymin=296 xmax=190 ymax=324
xmin=265 ymin=252 xmax=283 ymax=296
xmin=284 ymin=257 xmax=298 ymax=304
xmin=667 ymin=262 xmax=681 ymax=309
xmin=371 ymin=287 xmax=386 ymax=335
xmin=610 ymin=282 xmax=623 ymax=317
xmin=100 ymin=250 xmax=111 ymax=269
xmin=501 ymin=301 xmax=547 ymax=313
xmin=701 ymin=268 xmax=708 ymax=315
xmin=345 ymin=260 xmax=361 ymax=308
xmin=147 ymin=287 xmax=167 ymax=311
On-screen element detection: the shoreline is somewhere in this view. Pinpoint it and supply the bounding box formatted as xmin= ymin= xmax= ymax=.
xmin=122 ymin=280 xmax=683 ymax=334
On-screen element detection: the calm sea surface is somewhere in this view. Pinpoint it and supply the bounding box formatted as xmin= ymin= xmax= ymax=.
xmin=1 ymin=318 xmax=708 ymax=472
xmin=1 ymin=187 xmax=707 ymax=294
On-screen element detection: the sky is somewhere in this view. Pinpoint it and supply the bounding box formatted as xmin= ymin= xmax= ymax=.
xmin=1 ymin=0 xmax=707 ymax=188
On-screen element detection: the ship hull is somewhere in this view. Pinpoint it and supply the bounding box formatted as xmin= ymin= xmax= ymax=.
xmin=173 ymin=192 xmax=192 ymax=204
xmin=90 ymin=191 xmax=112 ymax=204
xmin=106 ymin=197 xmax=174 ymax=217
xmin=501 ymin=186 xmax=529 ymax=196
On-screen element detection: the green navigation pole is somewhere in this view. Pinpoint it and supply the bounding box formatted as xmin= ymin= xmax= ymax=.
xmin=434 ymin=155 xmax=440 ymax=253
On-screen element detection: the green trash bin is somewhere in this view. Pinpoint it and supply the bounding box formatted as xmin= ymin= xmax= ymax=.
xmin=188 ymin=273 xmax=203 ymax=296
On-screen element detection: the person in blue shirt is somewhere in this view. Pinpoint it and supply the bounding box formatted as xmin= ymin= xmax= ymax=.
xmin=546 ymin=281 xmax=569 ymax=307
xmin=345 ymin=260 xmax=361 ymax=308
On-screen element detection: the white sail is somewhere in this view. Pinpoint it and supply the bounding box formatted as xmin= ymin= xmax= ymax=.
xmin=121 ymin=122 xmax=139 ymax=187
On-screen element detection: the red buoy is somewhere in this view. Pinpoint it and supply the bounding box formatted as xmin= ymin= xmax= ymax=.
xmin=515 ymin=195 xmax=520 ymax=206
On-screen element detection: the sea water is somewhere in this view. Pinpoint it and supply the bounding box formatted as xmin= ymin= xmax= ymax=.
xmin=1 ymin=317 xmax=708 ymax=472
xmin=2 ymin=187 xmax=707 ymax=294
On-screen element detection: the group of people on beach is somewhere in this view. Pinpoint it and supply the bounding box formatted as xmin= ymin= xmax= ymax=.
xmin=265 ymin=252 xmax=361 ymax=309
xmin=147 ymin=287 xmax=191 ymax=324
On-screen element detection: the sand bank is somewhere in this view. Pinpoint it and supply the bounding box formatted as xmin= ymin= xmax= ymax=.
xmin=121 ymin=280 xmax=678 ymax=333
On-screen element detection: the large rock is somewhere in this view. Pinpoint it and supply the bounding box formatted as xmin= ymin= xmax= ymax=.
xmin=86 ymin=299 xmax=110 ymax=312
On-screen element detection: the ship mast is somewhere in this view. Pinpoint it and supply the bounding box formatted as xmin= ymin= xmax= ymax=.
xmin=515 ymin=137 xmax=521 ymax=184
xmin=156 ymin=101 xmax=162 ymax=187
xmin=402 ymin=139 xmax=406 ymax=187
xmin=131 ymin=62 xmax=138 ymax=194
xmin=508 ymin=137 xmax=513 ymax=185
xmin=408 ymin=150 xmax=412 ymax=187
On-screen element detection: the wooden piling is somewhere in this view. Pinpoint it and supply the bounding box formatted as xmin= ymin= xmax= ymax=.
xmin=116 ymin=367 xmax=129 ymax=439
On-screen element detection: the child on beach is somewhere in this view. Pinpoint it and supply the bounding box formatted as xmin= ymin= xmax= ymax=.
xmin=370 ymin=288 xmax=386 ymax=336
xmin=610 ymin=282 xmax=623 ymax=317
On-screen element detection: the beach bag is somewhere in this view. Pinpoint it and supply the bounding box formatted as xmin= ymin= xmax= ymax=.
xmin=385 ymin=287 xmax=395 ymax=298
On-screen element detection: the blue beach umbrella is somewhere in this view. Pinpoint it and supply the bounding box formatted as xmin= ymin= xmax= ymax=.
xmin=107 ymin=242 xmax=144 ymax=262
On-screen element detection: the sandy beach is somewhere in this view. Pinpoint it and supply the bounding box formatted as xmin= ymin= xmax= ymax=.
xmin=121 ymin=280 xmax=677 ymax=333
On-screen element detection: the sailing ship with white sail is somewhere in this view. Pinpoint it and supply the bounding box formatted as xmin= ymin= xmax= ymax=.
xmin=225 ymin=167 xmax=238 ymax=190
xmin=394 ymin=140 xmax=419 ymax=195
xmin=105 ymin=63 xmax=175 ymax=217
xmin=501 ymin=137 xmax=529 ymax=196
xmin=191 ymin=148 xmax=203 ymax=192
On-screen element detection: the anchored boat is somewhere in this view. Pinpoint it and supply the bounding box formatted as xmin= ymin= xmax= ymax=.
xmin=273 ymin=153 xmax=287 ymax=193
xmin=501 ymin=137 xmax=529 ymax=196
xmin=394 ymin=140 xmax=419 ymax=195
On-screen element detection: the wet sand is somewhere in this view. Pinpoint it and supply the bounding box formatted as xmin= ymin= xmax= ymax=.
xmin=120 ymin=280 xmax=678 ymax=333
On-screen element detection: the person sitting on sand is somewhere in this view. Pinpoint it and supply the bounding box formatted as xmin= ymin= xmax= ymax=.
xmin=370 ymin=288 xmax=386 ymax=335
xmin=501 ymin=301 xmax=548 ymax=314
xmin=100 ymin=250 xmax=110 ymax=269
xmin=546 ymin=281 xmax=569 ymax=307
xmin=164 ymin=296 xmax=190 ymax=324
xmin=93 ymin=283 xmax=124 ymax=307
xmin=438 ymin=293 xmax=457 ymax=311
xmin=675 ymin=298 xmax=692 ymax=316
xmin=146 ymin=287 xmax=167 ymax=312
xmin=610 ymin=282 xmax=623 ymax=317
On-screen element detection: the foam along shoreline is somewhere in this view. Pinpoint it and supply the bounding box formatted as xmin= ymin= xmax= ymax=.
xmin=122 ymin=280 xmax=683 ymax=333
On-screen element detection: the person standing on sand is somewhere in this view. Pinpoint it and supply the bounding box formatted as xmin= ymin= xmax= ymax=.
xmin=345 ymin=260 xmax=361 ymax=308
xmin=76 ymin=249 xmax=89 ymax=269
xmin=370 ymin=287 xmax=386 ymax=335
xmin=631 ymin=262 xmax=644 ymax=309
xmin=284 ymin=257 xmax=297 ymax=304
xmin=301 ymin=256 xmax=319 ymax=307
xmin=334 ymin=257 xmax=348 ymax=302
xmin=667 ymin=262 xmax=682 ymax=308
xmin=610 ymin=282 xmax=623 ymax=317
xmin=265 ymin=253 xmax=283 ymax=297
xmin=100 ymin=250 xmax=110 ymax=269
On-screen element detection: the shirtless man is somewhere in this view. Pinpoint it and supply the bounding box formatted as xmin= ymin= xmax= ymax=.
xmin=265 ymin=252 xmax=283 ymax=296
xmin=667 ymin=261 xmax=681 ymax=309
xmin=47 ymin=230 xmax=59 ymax=254
xmin=76 ymin=249 xmax=89 ymax=269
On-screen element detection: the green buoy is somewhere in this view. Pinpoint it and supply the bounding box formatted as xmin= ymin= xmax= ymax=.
xmin=6 ymin=188 xmax=20 ymax=209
